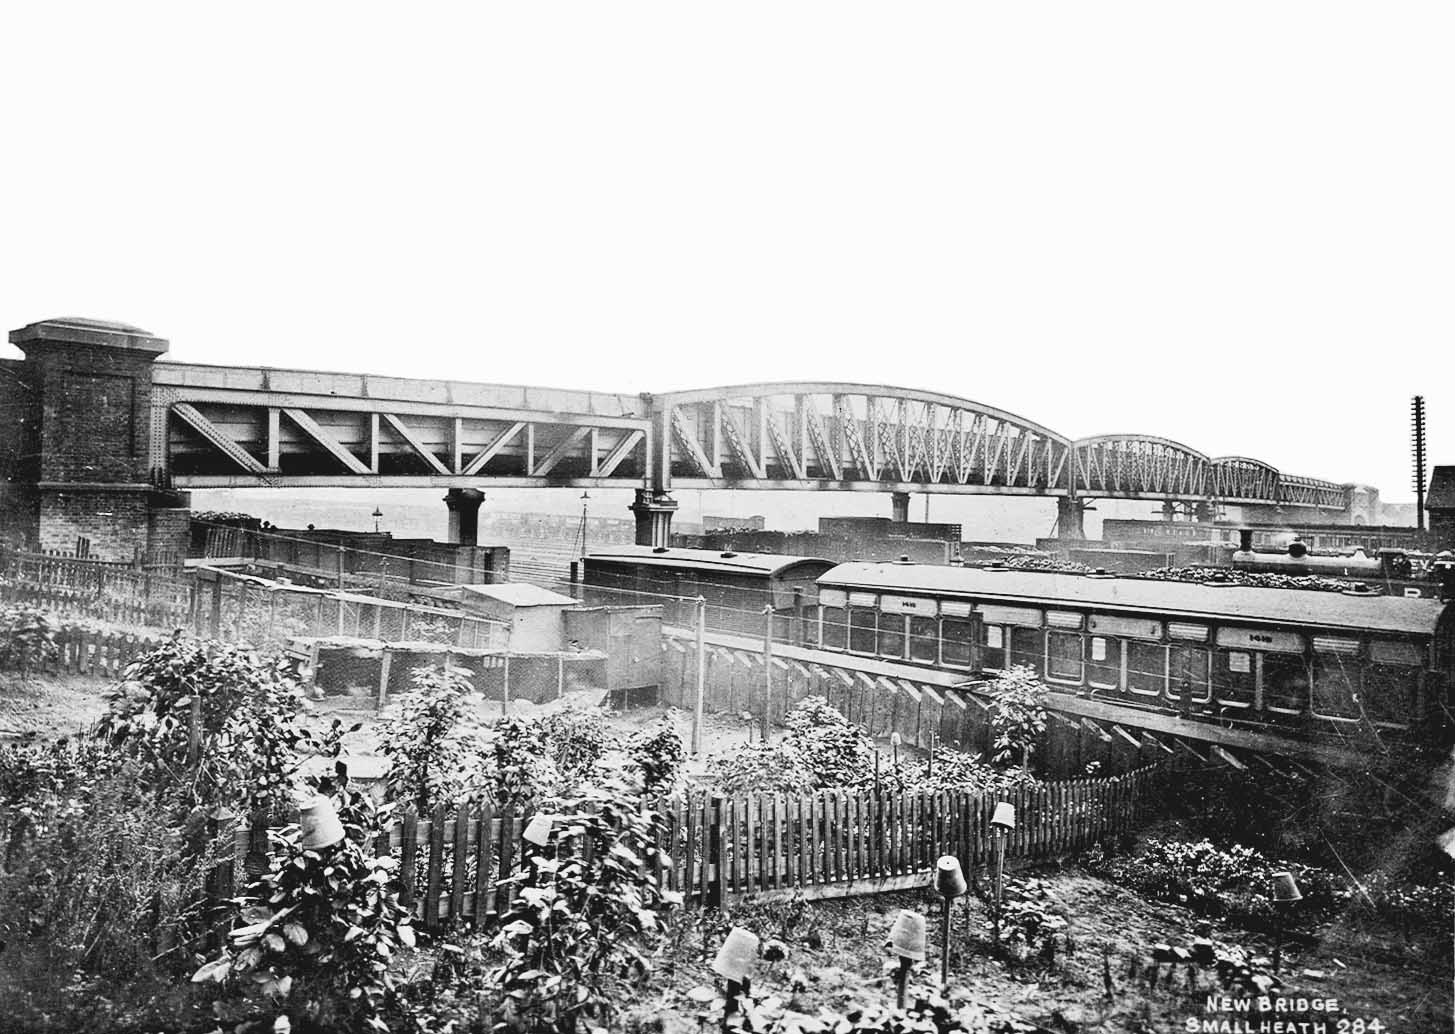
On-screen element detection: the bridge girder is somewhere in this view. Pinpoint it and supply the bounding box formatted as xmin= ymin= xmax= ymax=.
xmin=653 ymin=383 xmax=1073 ymax=494
xmin=147 ymin=365 xmax=1360 ymax=510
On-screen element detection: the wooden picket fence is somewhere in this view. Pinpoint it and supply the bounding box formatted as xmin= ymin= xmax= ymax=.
xmin=0 ymin=551 xmax=192 ymax=629
xmin=44 ymin=626 xmax=168 ymax=678
xmin=213 ymin=764 xmax=1165 ymax=933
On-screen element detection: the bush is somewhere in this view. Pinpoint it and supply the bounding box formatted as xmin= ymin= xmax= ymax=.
xmin=627 ymin=717 xmax=684 ymax=795
xmin=1095 ymin=837 xmax=1367 ymax=930
xmin=539 ymin=705 xmax=615 ymax=785
xmin=918 ymin=747 xmax=1040 ymax=795
xmin=489 ymin=716 xmax=560 ymax=810
xmin=707 ymin=742 xmax=815 ymax=795
xmin=0 ymin=603 xmax=58 ymax=673
xmin=986 ymin=666 xmax=1047 ymax=773
xmin=193 ymin=787 xmax=416 ymax=1034
xmin=427 ymin=781 xmax=679 ymax=1034
xmin=0 ymin=744 xmax=228 ymax=1029
xmin=97 ymin=632 xmax=347 ymax=817
xmin=782 ymin=696 xmax=874 ymax=789
xmin=376 ymin=665 xmax=488 ymax=814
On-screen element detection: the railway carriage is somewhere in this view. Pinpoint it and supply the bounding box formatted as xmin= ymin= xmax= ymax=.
xmin=580 ymin=546 xmax=833 ymax=640
xmin=815 ymin=561 xmax=1454 ymax=740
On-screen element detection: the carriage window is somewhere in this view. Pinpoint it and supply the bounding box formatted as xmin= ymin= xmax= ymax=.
xmin=820 ymin=606 xmax=847 ymax=651
xmin=1088 ymin=636 xmax=1121 ymax=690
xmin=1127 ymin=641 xmax=1166 ymax=696
xmin=941 ymin=617 xmax=974 ymax=668
xmin=1214 ymin=650 xmax=1256 ymax=708
xmin=982 ymin=625 xmax=1006 ymax=670
xmin=878 ymin=614 xmax=907 ymax=659
xmin=848 ymin=608 xmax=877 ymax=654
xmin=1262 ymin=653 xmax=1309 ymax=714
xmin=1363 ymin=662 xmax=1417 ymax=727
xmin=1167 ymin=646 xmax=1212 ymax=705
xmin=1312 ymin=653 xmax=1360 ymax=720
xmin=1047 ymin=632 xmax=1083 ymax=684
xmin=908 ymin=616 xmax=939 ymax=662
xmin=1010 ymin=627 xmax=1042 ymax=672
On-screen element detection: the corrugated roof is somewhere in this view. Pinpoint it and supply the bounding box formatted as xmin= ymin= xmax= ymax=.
xmin=584 ymin=545 xmax=833 ymax=577
xmin=818 ymin=562 xmax=1445 ymax=635
xmin=1427 ymin=465 xmax=1455 ymax=512
xmin=460 ymin=583 xmax=580 ymax=608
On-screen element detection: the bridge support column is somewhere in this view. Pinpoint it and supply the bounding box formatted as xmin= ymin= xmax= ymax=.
xmin=1056 ymin=497 xmax=1087 ymax=540
xmin=443 ymin=488 xmax=484 ymax=545
xmin=3 ymin=318 xmax=189 ymax=564
xmin=630 ymin=489 xmax=677 ymax=548
xmin=891 ymin=491 xmax=911 ymax=523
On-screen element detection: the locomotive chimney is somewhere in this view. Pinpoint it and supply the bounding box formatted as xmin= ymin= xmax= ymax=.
xmin=1238 ymin=529 xmax=1253 ymax=552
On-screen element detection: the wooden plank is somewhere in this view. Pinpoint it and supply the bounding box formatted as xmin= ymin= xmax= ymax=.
xmin=398 ymin=811 xmax=418 ymax=910
xmin=495 ymin=811 xmax=516 ymax=915
xmin=424 ymin=805 xmax=446 ymax=930
xmin=450 ymin=807 xmax=470 ymax=924
xmin=474 ymin=802 xmax=494 ymax=927
xmin=771 ymin=795 xmax=782 ymax=891
xmin=744 ymin=794 xmax=757 ymax=898
xmin=799 ymin=795 xmax=812 ymax=887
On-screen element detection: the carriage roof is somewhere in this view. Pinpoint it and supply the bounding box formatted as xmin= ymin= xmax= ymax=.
xmin=818 ymin=562 xmax=1446 ymax=636
xmin=584 ymin=546 xmax=833 ymax=579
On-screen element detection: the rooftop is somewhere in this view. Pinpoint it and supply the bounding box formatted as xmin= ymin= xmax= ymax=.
xmin=460 ymin=583 xmax=580 ymax=608
xmin=819 ymin=561 xmax=1446 ymax=635
xmin=1427 ymin=465 xmax=1455 ymax=512
xmin=585 ymin=545 xmax=833 ymax=576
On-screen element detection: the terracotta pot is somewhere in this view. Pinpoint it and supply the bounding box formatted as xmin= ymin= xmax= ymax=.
xmin=888 ymin=909 xmax=926 ymax=961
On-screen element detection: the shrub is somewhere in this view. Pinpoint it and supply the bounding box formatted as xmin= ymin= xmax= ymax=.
xmin=97 ymin=632 xmax=346 ymax=817
xmin=193 ymin=787 xmax=416 ymax=1033
xmin=0 ymin=746 xmax=228 ymax=1027
xmin=0 ymin=603 xmax=58 ymax=673
xmin=482 ymin=780 xmax=679 ymax=1033
xmin=918 ymin=747 xmax=1040 ymax=795
xmin=376 ymin=665 xmax=487 ymax=814
xmin=539 ymin=705 xmax=615 ymax=785
xmin=707 ymin=742 xmax=815 ymax=795
xmin=1097 ymin=837 xmax=1350 ymax=929
xmin=627 ymin=717 xmax=684 ymax=795
xmin=488 ymin=716 xmax=559 ymax=810
xmin=782 ymin=696 xmax=873 ymax=789
xmin=986 ymin=666 xmax=1047 ymax=773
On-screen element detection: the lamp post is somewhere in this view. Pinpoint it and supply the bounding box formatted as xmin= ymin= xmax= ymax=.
xmin=934 ymin=855 xmax=967 ymax=985
xmin=371 ymin=505 xmax=383 ymax=533
xmin=1270 ymin=872 xmax=1301 ymax=972
xmin=990 ymin=802 xmax=1016 ymax=946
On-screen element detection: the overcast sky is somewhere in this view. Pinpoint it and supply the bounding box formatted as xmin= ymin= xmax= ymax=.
xmin=0 ymin=4 xmax=1449 ymax=500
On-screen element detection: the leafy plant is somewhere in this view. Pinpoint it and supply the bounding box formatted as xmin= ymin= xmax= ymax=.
xmin=193 ymin=787 xmax=417 ymax=1033
xmin=627 ymin=717 xmax=684 ymax=795
xmin=782 ymin=696 xmax=874 ymax=789
xmin=488 ymin=715 xmax=559 ymax=810
xmin=376 ymin=665 xmax=487 ymax=814
xmin=482 ymin=780 xmax=680 ymax=1033
xmin=97 ymin=632 xmax=346 ymax=816
xmin=0 ymin=603 xmax=58 ymax=673
xmin=707 ymin=741 xmax=815 ymax=794
xmin=539 ymin=705 xmax=615 ymax=785
xmin=986 ymin=666 xmax=1048 ymax=773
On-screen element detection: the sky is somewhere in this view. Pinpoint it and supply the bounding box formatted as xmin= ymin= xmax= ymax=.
xmin=0 ymin=3 xmax=1450 ymax=501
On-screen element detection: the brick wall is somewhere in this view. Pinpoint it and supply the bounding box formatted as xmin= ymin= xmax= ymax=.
xmin=38 ymin=486 xmax=152 ymax=560
xmin=29 ymin=342 xmax=157 ymax=484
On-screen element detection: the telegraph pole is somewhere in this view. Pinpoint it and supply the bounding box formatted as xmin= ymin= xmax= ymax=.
xmin=1413 ymin=396 xmax=1427 ymax=532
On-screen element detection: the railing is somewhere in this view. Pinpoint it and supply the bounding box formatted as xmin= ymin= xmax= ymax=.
xmin=0 ymin=551 xmax=192 ymax=629
xmin=212 ymin=765 xmax=1165 ymax=932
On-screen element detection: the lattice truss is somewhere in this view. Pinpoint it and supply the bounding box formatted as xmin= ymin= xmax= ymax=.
xmin=1072 ymin=436 xmax=1210 ymax=498
xmin=161 ymin=394 xmax=648 ymax=485
xmin=662 ymin=386 xmax=1071 ymax=489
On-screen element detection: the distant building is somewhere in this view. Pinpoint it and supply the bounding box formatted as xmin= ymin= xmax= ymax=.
xmin=702 ymin=514 xmax=765 ymax=531
xmin=1427 ymin=466 xmax=1455 ymax=551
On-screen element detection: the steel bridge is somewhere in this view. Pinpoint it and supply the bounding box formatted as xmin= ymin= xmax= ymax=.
xmin=155 ymin=366 xmax=1358 ymax=512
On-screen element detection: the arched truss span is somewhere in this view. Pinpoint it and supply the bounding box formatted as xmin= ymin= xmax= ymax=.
xmin=654 ymin=383 xmax=1073 ymax=493
xmin=1071 ymin=435 xmax=1209 ymax=498
xmin=1277 ymin=474 xmax=1352 ymax=510
xmin=1210 ymin=456 xmax=1281 ymax=502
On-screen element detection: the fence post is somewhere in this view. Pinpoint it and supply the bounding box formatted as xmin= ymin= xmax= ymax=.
xmin=707 ymin=794 xmax=724 ymax=910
